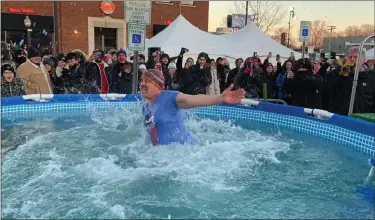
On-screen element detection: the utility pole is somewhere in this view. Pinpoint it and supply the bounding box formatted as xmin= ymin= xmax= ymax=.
xmin=327 ymin=25 xmax=336 ymax=53
xmin=53 ymin=1 xmax=59 ymax=55
xmin=245 ymin=1 xmax=249 ymax=26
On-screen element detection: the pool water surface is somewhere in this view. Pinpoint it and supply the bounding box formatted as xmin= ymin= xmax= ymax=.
xmin=1 ymin=105 xmax=374 ymax=219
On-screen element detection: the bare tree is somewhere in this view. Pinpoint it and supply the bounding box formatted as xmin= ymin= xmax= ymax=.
xmin=270 ymin=26 xmax=297 ymax=47
xmin=311 ymin=20 xmax=329 ymax=49
xmin=226 ymin=1 xmax=287 ymax=33
xmin=343 ymin=25 xmax=363 ymax=36
xmin=359 ymin=24 xmax=375 ymax=36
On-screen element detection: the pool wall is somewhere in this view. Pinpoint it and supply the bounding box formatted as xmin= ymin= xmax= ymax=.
xmin=1 ymin=94 xmax=374 ymax=156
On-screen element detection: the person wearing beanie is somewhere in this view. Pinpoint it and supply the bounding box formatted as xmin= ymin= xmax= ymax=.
xmin=164 ymin=62 xmax=181 ymax=91
xmin=1 ymin=64 xmax=26 ymax=97
xmin=117 ymin=48 xmax=127 ymax=57
xmin=140 ymin=68 xmax=245 ymax=146
xmin=108 ymin=48 xmax=134 ymax=94
xmin=14 ymin=48 xmax=27 ymax=68
xmin=139 ymin=64 xmax=147 ymax=74
xmin=16 ymin=46 xmax=53 ymax=94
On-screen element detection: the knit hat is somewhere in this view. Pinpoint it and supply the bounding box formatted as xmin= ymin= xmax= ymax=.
xmin=42 ymin=57 xmax=54 ymax=66
xmin=27 ymin=46 xmax=40 ymax=59
xmin=139 ymin=64 xmax=147 ymax=70
xmin=117 ymin=48 xmax=127 ymax=57
xmin=266 ymin=62 xmax=273 ymax=69
xmin=1 ymin=63 xmax=16 ymax=76
xmin=168 ymin=62 xmax=176 ymax=69
xmin=142 ymin=69 xmax=165 ymax=89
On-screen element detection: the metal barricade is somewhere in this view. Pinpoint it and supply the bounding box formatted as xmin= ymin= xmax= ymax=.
xmin=348 ymin=34 xmax=375 ymax=116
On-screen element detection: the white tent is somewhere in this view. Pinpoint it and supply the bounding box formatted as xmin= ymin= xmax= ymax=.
xmin=366 ymin=48 xmax=374 ymax=59
xmin=218 ymin=22 xmax=300 ymax=59
xmin=145 ymin=15 xmax=301 ymax=60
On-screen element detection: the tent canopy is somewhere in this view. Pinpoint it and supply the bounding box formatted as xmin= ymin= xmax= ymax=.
xmin=366 ymin=48 xmax=374 ymax=59
xmin=146 ymin=15 xmax=301 ymax=59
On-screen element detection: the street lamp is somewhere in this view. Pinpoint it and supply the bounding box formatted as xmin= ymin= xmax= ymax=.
xmin=24 ymin=15 xmax=32 ymax=48
xmin=287 ymin=6 xmax=295 ymax=48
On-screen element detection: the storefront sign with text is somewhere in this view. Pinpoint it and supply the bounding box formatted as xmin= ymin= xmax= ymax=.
xmin=9 ymin=8 xmax=35 ymax=14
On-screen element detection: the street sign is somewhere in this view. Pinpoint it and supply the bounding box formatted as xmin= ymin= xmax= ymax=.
xmin=125 ymin=1 xmax=151 ymax=24
xmin=299 ymin=21 xmax=312 ymax=42
xmin=128 ymin=23 xmax=146 ymax=51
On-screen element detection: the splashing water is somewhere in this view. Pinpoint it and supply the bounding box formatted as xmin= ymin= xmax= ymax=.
xmin=1 ymin=105 xmax=373 ymax=219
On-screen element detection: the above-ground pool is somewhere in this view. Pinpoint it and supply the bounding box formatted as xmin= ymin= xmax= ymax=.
xmin=1 ymin=94 xmax=374 ymax=219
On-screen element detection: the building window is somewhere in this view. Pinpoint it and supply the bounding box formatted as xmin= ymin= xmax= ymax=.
xmin=94 ymin=27 xmax=117 ymax=53
xmin=181 ymin=0 xmax=194 ymax=6
xmin=153 ymin=24 xmax=168 ymax=36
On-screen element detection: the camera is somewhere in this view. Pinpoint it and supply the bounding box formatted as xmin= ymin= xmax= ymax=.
xmin=180 ymin=47 xmax=189 ymax=56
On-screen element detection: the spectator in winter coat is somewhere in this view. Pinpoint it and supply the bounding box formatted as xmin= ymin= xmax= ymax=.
xmin=275 ymin=60 xmax=292 ymax=100
xmin=85 ymin=50 xmax=111 ymax=94
xmin=184 ymin=52 xmax=212 ymax=95
xmin=206 ymin=60 xmax=221 ymax=95
xmin=226 ymin=58 xmax=243 ymax=89
xmin=61 ymin=52 xmax=85 ymax=94
xmin=17 ymin=46 xmax=54 ymax=95
xmin=165 ymin=62 xmax=181 ymax=91
xmin=283 ymin=58 xmax=324 ymax=109
xmin=13 ymin=48 xmax=27 ymax=68
xmin=109 ymin=49 xmax=134 ymax=94
xmin=234 ymin=58 xmax=263 ymax=99
xmin=262 ymin=62 xmax=278 ymax=99
xmin=1 ymin=63 xmax=26 ymax=97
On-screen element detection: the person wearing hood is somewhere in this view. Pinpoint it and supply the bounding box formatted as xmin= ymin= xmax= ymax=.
xmin=234 ymin=57 xmax=263 ymax=99
xmin=321 ymin=46 xmax=374 ymax=115
xmin=184 ymin=52 xmax=212 ymax=95
xmin=85 ymin=49 xmax=111 ymax=94
xmin=226 ymin=58 xmax=244 ymax=89
xmin=1 ymin=64 xmax=26 ymax=97
xmin=140 ymin=68 xmax=245 ymax=146
xmin=109 ymin=49 xmax=134 ymax=94
xmin=13 ymin=48 xmax=27 ymax=68
xmin=16 ymin=46 xmax=54 ymax=94
xmin=283 ymin=58 xmax=324 ymax=108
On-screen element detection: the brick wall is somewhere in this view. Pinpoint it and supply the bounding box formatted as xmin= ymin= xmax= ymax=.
xmin=1 ymin=1 xmax=209 ymax=54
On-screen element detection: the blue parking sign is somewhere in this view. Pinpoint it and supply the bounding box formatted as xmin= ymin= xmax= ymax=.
xmin=302 ymin=28 xmax=308 ymax=37
xmin=132 ymin=34 xmax=141 ymax=44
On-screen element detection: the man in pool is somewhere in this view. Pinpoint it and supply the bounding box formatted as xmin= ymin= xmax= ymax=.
xmin=141 ymin=69 xmax=246 ymax=146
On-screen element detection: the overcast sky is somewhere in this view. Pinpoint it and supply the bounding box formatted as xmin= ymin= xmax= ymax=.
xmin=209 ymin=1 xmax=375 ymax=36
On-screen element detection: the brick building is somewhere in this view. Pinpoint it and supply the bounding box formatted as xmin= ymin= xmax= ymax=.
xmin=1 ymin=1 xmax=209 ymax=55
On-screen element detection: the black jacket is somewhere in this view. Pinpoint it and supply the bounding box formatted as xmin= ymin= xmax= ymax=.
xmin=327 ymin=69 xmax=374 ymax=115
xmin=109 ymin=62 xmax=134 ymax=94
xmin=84 ymin=61 xmax=111 ymax=94
xmin=283 ymin=70 xmax=324 ymax=109
xmin=184 ymin=64 xmax=212 ymax=95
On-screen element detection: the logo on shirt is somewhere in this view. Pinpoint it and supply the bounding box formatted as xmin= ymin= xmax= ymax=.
xmin=144 ymin=113 xmax=158 ymax=146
